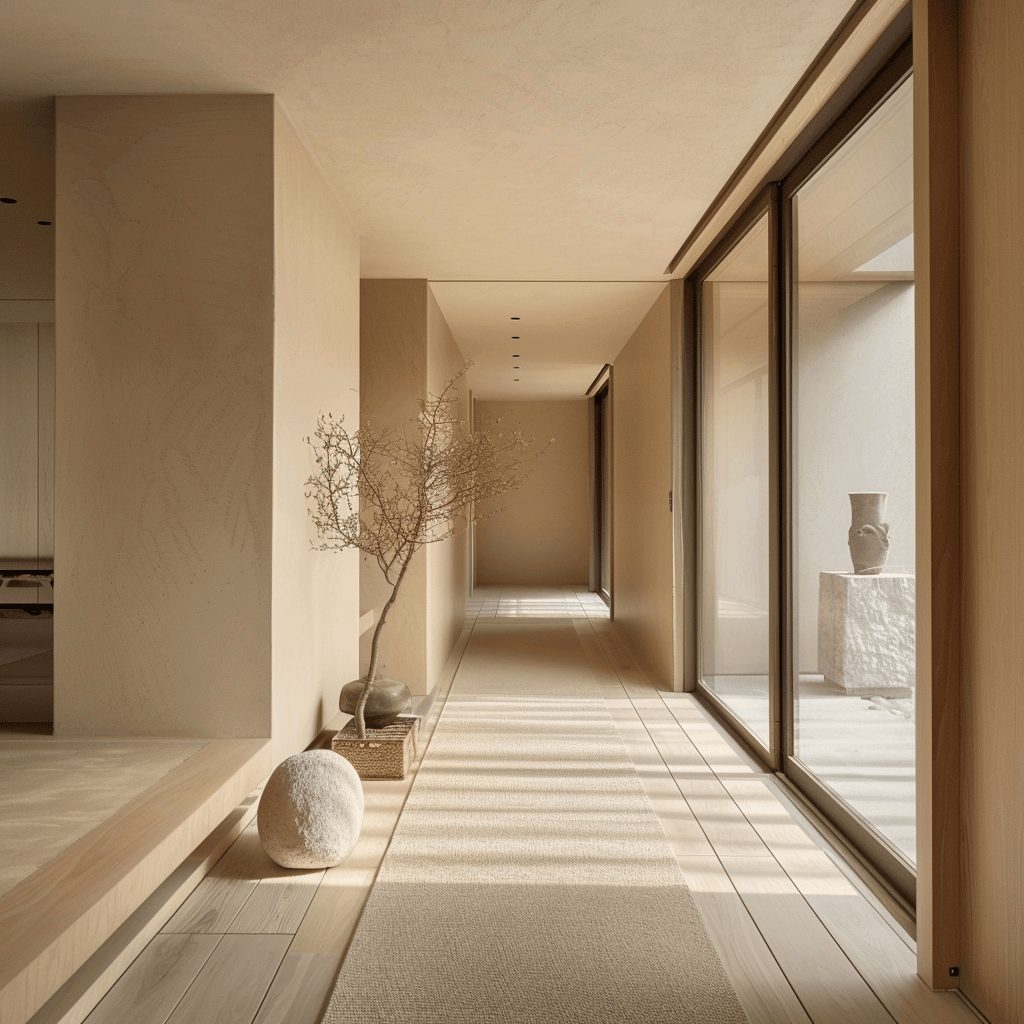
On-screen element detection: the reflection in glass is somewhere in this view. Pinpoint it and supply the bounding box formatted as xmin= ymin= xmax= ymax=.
xmin=699 ymin=213 xmax=771 ymax=749
xmin=792 ymin=77 xmax=916 ymax=863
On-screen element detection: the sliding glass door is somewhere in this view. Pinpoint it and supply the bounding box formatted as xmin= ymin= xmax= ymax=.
xmin=693 ymin=50 xmax=915 ymax=900
xmin=697 ymin=207 xmax=773 ymax=758
xmin=788 ymin=75 xmax=916 ymax=880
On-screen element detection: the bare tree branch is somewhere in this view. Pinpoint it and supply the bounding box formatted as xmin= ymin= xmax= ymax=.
xmin=305 ymin=363 xmax=547 ymax=737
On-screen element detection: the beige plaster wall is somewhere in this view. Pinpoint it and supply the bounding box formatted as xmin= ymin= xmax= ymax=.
xmin=0 ymin=320 xmax=54 ymax=568
xmin=959 ymin=0 xmax=1024 ymax=1016
xmin=272 ymin=105 xmax=360 ymax=763
xmin=425 ymin=285 xmax=470 ymax=686
xmin=359 ymin=280 xmax=429 ymax=691
xmin=474 ymin=401 xmax=589 ymax=586
xmin=55 ymin=95 xmax=276 ymax=738
xmin=611 ymin=286 xmax=674 ymax=687
xmin=0 ymin=324 xmax=41 ymax=563
xmin=358 ymin=280 xmax=469 ymax=694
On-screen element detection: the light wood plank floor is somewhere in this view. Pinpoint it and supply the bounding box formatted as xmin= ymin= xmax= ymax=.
xmin=69 ymin=587 xmax=983 ymax=1024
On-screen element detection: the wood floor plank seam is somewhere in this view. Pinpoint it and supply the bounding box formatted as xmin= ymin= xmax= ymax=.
xmin=43 ymin=589 xmax=975 ymax=1024
xmin=625 ymin=690 xmax=772 ymax=860
xmin=625 ymin=689 xmax=909 ymax=1023
xmin=722 ymin=866 xmax=900 ymax=1024
xmin=242 ymin=939 xmax=298 ymax=1024
xmin=2 ymin=739 xmax=272 ymax=1024
xmin=682 ymin=858 xmax=818 ymax=1024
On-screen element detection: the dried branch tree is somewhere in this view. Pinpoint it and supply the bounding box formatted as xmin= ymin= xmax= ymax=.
xmin=305 ymin=366 xmax=543 ymax=737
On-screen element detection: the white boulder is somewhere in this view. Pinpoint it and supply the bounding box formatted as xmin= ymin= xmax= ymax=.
xmin=257 ymin=750 xmax=364 ymax=869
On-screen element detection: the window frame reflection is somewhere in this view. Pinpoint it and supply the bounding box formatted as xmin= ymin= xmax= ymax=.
xmin=694 ymin=189 xmax=780 ymax=767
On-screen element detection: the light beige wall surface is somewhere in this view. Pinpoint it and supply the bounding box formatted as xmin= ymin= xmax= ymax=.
xmin=272 ymin=105 xmax=360 ymax=763
xmin=474 ymin=401 xmax=589 ymax=586
xmin=425 ymin=286 xmax=469 ymax=686
xmin=359 ymin=280 xmax=430 ymax=692
xmin=37 ymin=323 xmax=54 ymax=562
xmin=359 ymin=280 xmax=470 ymax=694
xmin=959 ymin=1 xmax=1024 ymax=1018
xmin=611 ymin=286 xmax=674 ymax=688
xmin=0 ymin=319 xmax=55 ymax=568
xmin=0 ymin=324 xmax=40 ymax=563
xmin=55 ymin=95 xmax=275 ymax=738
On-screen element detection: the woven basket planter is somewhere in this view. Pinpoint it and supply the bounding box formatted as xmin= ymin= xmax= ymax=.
xmin=331 ymin=717 xmax=418 ymax=780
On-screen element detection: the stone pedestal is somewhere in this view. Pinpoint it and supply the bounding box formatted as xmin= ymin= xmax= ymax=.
xmin=817 ymin=571 xmax=915 ymax=696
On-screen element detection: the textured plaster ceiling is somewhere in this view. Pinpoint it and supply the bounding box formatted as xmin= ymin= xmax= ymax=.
xmin=0 ymin=0 xmax=856 ymax=392
xmin=431 ymin=281 xmax=668 ymax=400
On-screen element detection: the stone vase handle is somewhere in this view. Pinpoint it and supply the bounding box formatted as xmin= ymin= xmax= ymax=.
xmin=848 ymin=492 xmax=890 ymax=574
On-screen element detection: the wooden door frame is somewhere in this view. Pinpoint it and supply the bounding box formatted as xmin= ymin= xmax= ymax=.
xmin=672 ymin=0 xmax=965 ymax=986
xmin=912 ymin=0 xmax=961 ymax=990
xmin=587 ymin=364 xmax=613 ymax=616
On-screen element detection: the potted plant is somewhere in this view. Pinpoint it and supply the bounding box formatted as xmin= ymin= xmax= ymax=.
xmin=305 ymin=366 xmax=540 ymax=776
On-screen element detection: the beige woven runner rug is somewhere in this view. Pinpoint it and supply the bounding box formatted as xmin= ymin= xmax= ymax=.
xmin=322 ymin=620 xmax=748 ymax=1023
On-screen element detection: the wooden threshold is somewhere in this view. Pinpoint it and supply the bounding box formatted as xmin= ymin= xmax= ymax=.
xmin=0 ymin=737 xmax=272 ymax=1024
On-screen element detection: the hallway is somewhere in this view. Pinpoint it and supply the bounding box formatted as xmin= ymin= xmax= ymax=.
xmin=74 ymin=588 xmax=978 ymax=1024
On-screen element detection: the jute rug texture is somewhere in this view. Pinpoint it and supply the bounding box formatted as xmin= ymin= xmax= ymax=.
xmin=322 ymin=621 xmax=747 ymax=1023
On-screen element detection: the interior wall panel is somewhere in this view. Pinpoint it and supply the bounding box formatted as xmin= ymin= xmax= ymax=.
xmin=959 ymin=0 xmax=1024 ymax=1016
xmin=55 ymin=95 xmax=275 ymax=738
xmin=37 ymin=322 xmax=55 ymax=563
xmin=611 ymin=286 xmax=674 ymax=687
xmin=271 ymin=104 xmax=361 ymax=763
xmin=425 ymin=285 xmax=470 ymax=687
xmin=0 ymin=323 xmax=39 ymax=563
xmin=358 ymin=279 xmax=430 ymax=692
xmin=358 ymin=280 xmax=470 ymax=695
xmin=474 ymin=400 xmax=589 ymax=586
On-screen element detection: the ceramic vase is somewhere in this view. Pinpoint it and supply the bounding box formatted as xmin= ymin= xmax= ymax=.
xmin=848 ymin=492 xmax=890 ymax=575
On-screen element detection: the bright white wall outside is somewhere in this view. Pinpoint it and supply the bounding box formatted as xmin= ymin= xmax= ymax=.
xmin=703 ymin=283 xmax=770 ymax=679
xmin=794 ymin=280 xmax=915 ymax=672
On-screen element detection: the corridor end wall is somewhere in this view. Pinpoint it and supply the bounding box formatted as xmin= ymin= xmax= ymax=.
xmin=474 ymin=400 xmax=589 ymax=587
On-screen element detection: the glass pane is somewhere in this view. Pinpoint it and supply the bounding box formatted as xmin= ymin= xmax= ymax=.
xmin=700 ymin=213 xmax=771 ymax=749
xmin=792 ymin=77 xmax=915 ymax=863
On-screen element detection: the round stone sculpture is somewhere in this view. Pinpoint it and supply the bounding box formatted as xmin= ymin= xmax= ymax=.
xmin=258 ymin=750 xmax=364 ymax=869
xmin=339 ymin=676 xmax=412 ymax=729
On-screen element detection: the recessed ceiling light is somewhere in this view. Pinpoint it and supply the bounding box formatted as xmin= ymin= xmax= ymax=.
xmin=0 ymin=198 xmax=17 ymax=204
xmin=37 ymin=221 xmax=52 ymax=226
xmin=514 ymin=378 xmax=520 ymax=381
xmin=510 ymin=316 xmax=520 ymax=320
xmin=512 ymin=354 xmax=520 ymax=358
xmin=513 ymin=366 xmax=519 ymax=369
xmin=512 ymin=336 xmax=519 ymax=339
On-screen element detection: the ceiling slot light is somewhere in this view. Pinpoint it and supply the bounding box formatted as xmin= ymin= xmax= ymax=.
xmin=37 ymin=221 xmax=51 ymax=226
xmin=514 ymin=378 xmax=520 ymax=381
xmin=512 ymin=354 xmax=520 ymax=357
xmin=0 ymin=198 xmax=17 ymax=204
xmin=510 ymin=317 xmax=520 ymax=320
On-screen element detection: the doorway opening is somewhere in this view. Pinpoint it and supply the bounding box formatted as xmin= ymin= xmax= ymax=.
xmin=588 ymin=366 xmax=612 ymax=611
